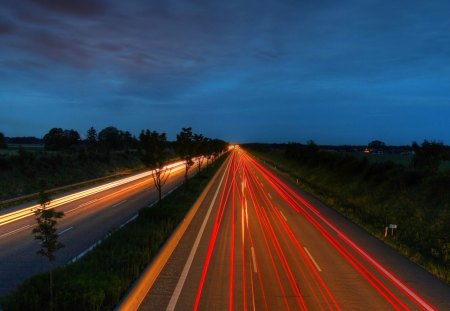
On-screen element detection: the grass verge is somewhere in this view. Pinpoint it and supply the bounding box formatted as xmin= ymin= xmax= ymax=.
xmin=249 ymin=149 xmax=450 ymax=286
xmin=0 ymin=156 xmax=226 ymax=311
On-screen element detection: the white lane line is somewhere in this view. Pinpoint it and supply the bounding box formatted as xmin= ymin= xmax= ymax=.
xmin=267 ymin=193 xmax=272 ymax=200
xmin=166 ymin=161 xmax=229 ymax=311
xmin=304 ymin=247 xmax=322 ymax=272
xmin=119 ymin=214 xmax=138 ymax=229
xmin=251 ymin=247 xmax=258 ymax=273
xmin=279 ymin=210 xmax=287 ymax=222
xmin=112 ymin=200 xmax=128 ymax=208
xmin=0 ymin=224 xmax=33 ymax=239
xmin=58 ymin=226 xmax=73 ymax=236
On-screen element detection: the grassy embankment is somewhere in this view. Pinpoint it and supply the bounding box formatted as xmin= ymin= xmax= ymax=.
xmin=0 ymin=145 xmax=146 ymax=206
xmin=0 ymin=154 xmax=226 ymax=311
xmin=248 ymin=147 xmax=450 ymax=285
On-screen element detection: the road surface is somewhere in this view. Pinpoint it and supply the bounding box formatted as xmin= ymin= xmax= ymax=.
xmin=0 ymin=160 xmax=204 ymax=296
xmin=136 ymin=149 xmax=449 ymax=310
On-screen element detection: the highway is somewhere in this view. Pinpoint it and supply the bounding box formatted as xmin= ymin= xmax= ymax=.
xmin=135 ymin=149 xmax=450 ymax=310
xmin=0 ymin=160 xmax=202 ymax=296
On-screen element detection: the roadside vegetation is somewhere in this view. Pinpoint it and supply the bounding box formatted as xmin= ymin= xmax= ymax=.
xmin=247 ymin=141 xmax=450 ymax=285
xmin=0 ymin=153 xmax=227 ymax=311
xmin=0 ymin=128 xmax=227 ymax=204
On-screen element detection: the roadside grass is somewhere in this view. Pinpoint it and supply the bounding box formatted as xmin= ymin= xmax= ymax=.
xmin=0 ymin=150 xmax=145 ymax=202
xmin=336 ymin=151 xmax=450 ymax=171
xmin=249 ymin=149 xmax=450 ymax=286
xmin=0 ymin=155 xmax=226 ymax=311
xmin=0 ymin=144 xmax=44 ymax=155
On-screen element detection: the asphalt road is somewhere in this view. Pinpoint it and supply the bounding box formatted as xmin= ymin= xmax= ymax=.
xmin=0 ymin=160 xmax=203 ymax=296
xmin=138 ymin=149 xmax=450 ymax=310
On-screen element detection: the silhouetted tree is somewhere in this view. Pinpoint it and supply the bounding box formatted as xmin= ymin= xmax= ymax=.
xmin=193 ymin=133 xmax=206 ymax=175
xmin=43 ymin=128 xmax=66 ymax=151
xmin=86 ymin=126 xmax=98 ymax=149
xmin=98 ymin=126 xmax=123 ymax=151
xmin=32 ymin=189 xmax=64 ymax=311
xmin=43 ymin=128 xmax=81 ymax=151
xmin=368 ymin=140 xmax=386 ymax=150
xmin=64 ymin=129 xmax=81 ymax=148
xmin=122 ymin=130 xmax=137 ymax=151
xmin=139 ymin=130 xmax=171 ymax=204
xmin=0 ymin=132 xmax=6 ymax=149
xmin=412 ymin=140 xmax=445 ymax=174
xmin=176 ymin=127 xmax=195 ymax=183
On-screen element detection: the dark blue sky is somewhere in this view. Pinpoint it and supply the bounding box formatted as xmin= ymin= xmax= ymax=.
xmin=1 ymin=0 xmax=449 ymax=144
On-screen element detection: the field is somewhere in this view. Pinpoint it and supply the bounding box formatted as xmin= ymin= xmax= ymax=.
xmin=0 ymin=144 xmax=44 ymax=155
xmin=248 ymin=147 xmax=450 ymax=285
xmin=336 ymin=151 xmax=450 ymax=171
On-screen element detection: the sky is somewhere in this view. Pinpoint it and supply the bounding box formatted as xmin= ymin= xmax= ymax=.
xmin=1 ymin=0 xmax=449 ymax=144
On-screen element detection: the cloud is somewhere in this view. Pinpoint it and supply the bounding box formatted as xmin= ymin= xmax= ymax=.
xmin=30 ymin=0 xmax=108 ymax=16
xmin=0 ymin=20 xmax=15 ymax=34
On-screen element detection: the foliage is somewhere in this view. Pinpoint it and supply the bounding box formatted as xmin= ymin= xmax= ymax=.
xmin=43 ymin=128 xmax=81 ymax=151
xmin=0 ymin=150 xmax=143 ymax=202
xmin=139 ymin=130 xmax=171 ymax=203
xmin=0 ymin=132 xmax=7 ymax=149
xmin=249 ymin=145 xmax=450 ymax=284
xmin=86 ymin=127 xmax=98 ymax=149
xmin=33 ymin=190 xmax=65 ymax=262
xmin=175 ymin=127 xmax=195 ymax=183
xmin=412 ymin=140 xmax=445 ymax=174
xmin=32 ymin=190 xmax=64 ymax=310
xmin=368 ymin=140 xmax=386 ymax=150
xmin=0 ymin=156 xmax=226 ymax=311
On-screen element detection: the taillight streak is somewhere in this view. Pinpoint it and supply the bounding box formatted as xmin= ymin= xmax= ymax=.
xmin=245 ymin=152 xmax=437 ymax=311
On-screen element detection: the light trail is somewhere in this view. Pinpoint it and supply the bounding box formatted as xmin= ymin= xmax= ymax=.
xmin=0 ymin=160 xmax=186 ymax=227
xmin=244 ymin=151 xmax=438 ymax=311
xmin=194 ymin=151 xmax=237 ymax=311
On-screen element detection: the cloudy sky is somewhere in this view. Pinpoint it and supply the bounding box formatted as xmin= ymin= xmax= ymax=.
xmin=1 ymin=0 xmax=449 ymax=144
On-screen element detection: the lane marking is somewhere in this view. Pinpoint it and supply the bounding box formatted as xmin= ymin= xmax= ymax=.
xmin=112 ymin=200 xmax=128 ymax=208
xmin=251 ymin=247 xmax=258 ymax=273
xmin=0 ymin=224 xmax=33 ymax=239
xmin=279 ymin=210 xmax=287 ymax=222
xmin=304 ymin=247 xmax=322 ymax=272
xmin=166 ymin=161 xmax=228 ymax=311
xmin=119 ymin=214 xmax=138 ymax=229
xmin=58 ymin=226 xmax=73 ymax=236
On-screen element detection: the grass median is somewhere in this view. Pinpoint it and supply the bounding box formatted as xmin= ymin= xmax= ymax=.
xmin=0 ymin=156 xmax=226 ymax=311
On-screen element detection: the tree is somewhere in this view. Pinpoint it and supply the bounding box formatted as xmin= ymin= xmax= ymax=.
xmin=0 ymin=132 xmax=7 ymax=149
xmin=98 ymin=126 xmax=123 ymax=151
xmin=43 ymin=128 xmax=66 ymax=151
xmin=121 ymin=130 xmax=137 ymax=151
xmin=139 ymin=130 xmax=171 ymax=204
xmin=368 ymin=140 xmax=386 ymax=150
xmin=32 ymin=189 xmax=64 ymax=310
xmin=86 ymin=126 xmax=98 ymax=149
xmin=193 ymin=133 xmax=206 ymax=175
xmin=64 ymin=129 xmax=81 ymax=147
xmin=176 ymin=127 xmax=195 ymax=183
xmin=412 ymin=140 xmax=445 ymax=174
xmin=43 ymin=128 xmax=81 ymax=151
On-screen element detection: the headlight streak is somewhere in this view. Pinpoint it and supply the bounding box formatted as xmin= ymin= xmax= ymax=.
xmin=0 ymin=161 xmax=186 ymax=227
